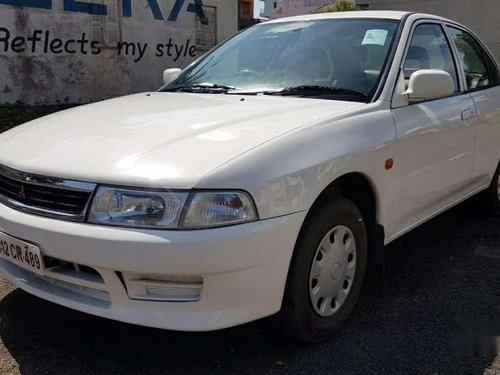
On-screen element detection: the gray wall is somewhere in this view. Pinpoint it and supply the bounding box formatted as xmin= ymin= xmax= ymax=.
xmin=363 ymin=0 xmax=500 ymax=62
xmin=260 ymin=0 xmax=276 ymax=19
xmin=0 ymin=0 xmax=238 ymax=105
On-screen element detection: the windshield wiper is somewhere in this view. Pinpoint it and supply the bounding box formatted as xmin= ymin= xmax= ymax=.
xmin=263 ymin=85 xmax=368 ymax=99
xmin=161 ymin=83 xmax=237 ymax=94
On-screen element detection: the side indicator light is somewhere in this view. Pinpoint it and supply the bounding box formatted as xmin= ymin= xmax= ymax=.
xmin=385 ymin=159 xmax=394 ymax=170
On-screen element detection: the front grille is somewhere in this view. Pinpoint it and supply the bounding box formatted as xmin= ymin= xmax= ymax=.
xmin=0 ymin=164 xmax=96 ymax=221
xmin=0 ymin=174 xmax=90 ymax=215
xmin=0 ymin=257 xmax=111 ymax=306
xmin=44 ymin=256 xmax=101 ymax=277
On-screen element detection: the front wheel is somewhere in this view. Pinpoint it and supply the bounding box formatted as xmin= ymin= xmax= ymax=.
xmin=276 ymin=196 xmax=367 ymax=343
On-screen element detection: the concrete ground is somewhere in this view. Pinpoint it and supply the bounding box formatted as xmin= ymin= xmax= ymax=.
xmin=0 ymin=199 xmax=499 ymax=375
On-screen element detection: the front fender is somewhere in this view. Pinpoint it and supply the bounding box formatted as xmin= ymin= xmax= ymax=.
xmin=196 ymin=101 xmax=398 ymax=231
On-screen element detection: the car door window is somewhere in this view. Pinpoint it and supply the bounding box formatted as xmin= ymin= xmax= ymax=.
xmin=447 ymin=26 xmax=500 ymax=90
xmin=403 ymin=24 xmax=459 ymax=91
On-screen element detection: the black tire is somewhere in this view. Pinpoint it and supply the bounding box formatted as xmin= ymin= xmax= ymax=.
xmin=275 ymin=196 xmax=367 ymax=343
xmin=480 ymin=162 xmax=500 ymax=217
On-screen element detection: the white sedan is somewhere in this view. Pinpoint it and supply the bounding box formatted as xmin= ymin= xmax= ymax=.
xmin=0 ymin=11 xmax=499 ymax=343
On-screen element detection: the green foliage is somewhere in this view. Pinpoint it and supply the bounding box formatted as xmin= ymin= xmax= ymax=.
xmin=314 ymin=1 xmax=359 ymax=13
xmin=0 ymin=104 xmax=76 ymax=133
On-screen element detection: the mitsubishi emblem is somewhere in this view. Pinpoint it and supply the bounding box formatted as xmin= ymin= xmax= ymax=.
xmin=18 ymin=185 xmax=26 ymax=200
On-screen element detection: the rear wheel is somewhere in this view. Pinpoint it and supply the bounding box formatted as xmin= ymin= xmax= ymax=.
xmin=276 ymin=196 xmax=367 ymax=343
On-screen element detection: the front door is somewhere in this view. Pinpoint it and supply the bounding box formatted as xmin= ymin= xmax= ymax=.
xmin=391 ymin=22 xmax=477 ymax=232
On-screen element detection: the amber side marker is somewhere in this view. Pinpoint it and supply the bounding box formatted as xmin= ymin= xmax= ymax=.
xmin=385 ymin=159 xmax=394 ymax=170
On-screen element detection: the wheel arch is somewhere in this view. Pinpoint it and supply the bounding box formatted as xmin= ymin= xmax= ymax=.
xmin=302 ymin=172 xmax=385 ymax=266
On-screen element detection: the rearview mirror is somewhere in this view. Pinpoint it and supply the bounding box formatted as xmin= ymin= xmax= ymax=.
xmin=163 ymin=68 xmax=182 ymax=85
xmin=403 ymin=69 xmax=454 ymax=102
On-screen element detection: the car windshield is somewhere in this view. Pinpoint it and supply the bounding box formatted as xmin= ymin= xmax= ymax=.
xmin=160 ymin=18 xmax=400 ymax=99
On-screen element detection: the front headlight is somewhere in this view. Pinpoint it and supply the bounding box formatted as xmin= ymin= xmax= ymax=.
xmin=88 ymin=187 xmax=258 ymax=229
xmin=88 ymin=187 xmax=189 ymax=228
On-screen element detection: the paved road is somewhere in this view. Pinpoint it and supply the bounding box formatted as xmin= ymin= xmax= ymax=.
xmin=1 ymin=200 xmax=499 ymax=375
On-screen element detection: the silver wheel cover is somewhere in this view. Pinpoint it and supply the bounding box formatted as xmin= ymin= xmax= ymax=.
xmin=309 ymin=225 xmax=357 ymax=317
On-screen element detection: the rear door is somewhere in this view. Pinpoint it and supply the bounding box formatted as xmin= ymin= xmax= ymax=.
xmin=446 ymin=25 xmax=500 ymax=188
xmin=391 ymin=21 xmax=477 ymax=231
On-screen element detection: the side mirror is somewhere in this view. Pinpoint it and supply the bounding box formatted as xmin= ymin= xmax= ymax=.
xmin=163 ymin=68 xmax=182 ymax=85
xmin=403 ymin=69 xmax=454 ymax=102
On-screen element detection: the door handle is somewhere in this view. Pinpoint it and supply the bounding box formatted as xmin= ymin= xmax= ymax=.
xmin=461 ymin=108 xmax=475 ymax=121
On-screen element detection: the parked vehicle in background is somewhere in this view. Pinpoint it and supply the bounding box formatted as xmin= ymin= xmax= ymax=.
xmin=0 ymin=11 xmax=499 ymax=343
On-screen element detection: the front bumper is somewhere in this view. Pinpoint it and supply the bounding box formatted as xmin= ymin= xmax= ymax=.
xmin=0 ymin=203 xmax=306 ymax=331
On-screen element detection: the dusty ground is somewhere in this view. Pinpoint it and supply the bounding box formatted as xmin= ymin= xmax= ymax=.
xmin=0 ymin=199 xmax=499 ymax=375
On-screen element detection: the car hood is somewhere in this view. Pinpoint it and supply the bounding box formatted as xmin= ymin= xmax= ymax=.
xmin=0 ymin=92 xmax=364 ymax=188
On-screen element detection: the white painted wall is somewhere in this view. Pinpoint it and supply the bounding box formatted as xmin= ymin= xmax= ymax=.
xmin=0 ymin=0 xmax=238 ymax=105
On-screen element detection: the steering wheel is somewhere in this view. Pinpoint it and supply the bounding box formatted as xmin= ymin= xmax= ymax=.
xmin=477 ymin=73 xmax=490 ymax=88
xmin=470 ymin=73 xmax=490 ymax=89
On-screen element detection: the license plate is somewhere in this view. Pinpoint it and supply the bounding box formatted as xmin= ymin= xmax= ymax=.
xmin=0 ymin=232 xmax=44 ymax=276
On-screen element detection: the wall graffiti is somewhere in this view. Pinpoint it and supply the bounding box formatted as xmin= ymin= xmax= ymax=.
xmin=0 ymin=0 xmax=206 ymax=21
xmin=0 ymin=27 xmax=197 ymax=63
xmin=0 ymin=0 xmax=232 ymax=105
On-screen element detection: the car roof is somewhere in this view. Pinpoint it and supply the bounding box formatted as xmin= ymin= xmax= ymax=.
xmin=265 ymin=10 xmax=411 ymax=23
xmin=263 ymin=11 xmax=463 ymax=28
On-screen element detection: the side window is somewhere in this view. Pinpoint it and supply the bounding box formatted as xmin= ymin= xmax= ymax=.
xmin=403 ymin=24 xmax=459 ymax=91
xmin=447 ymin=27 xmax=500 ymax=90
xmin=485 ymin=53 xmax=500 ymax=85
